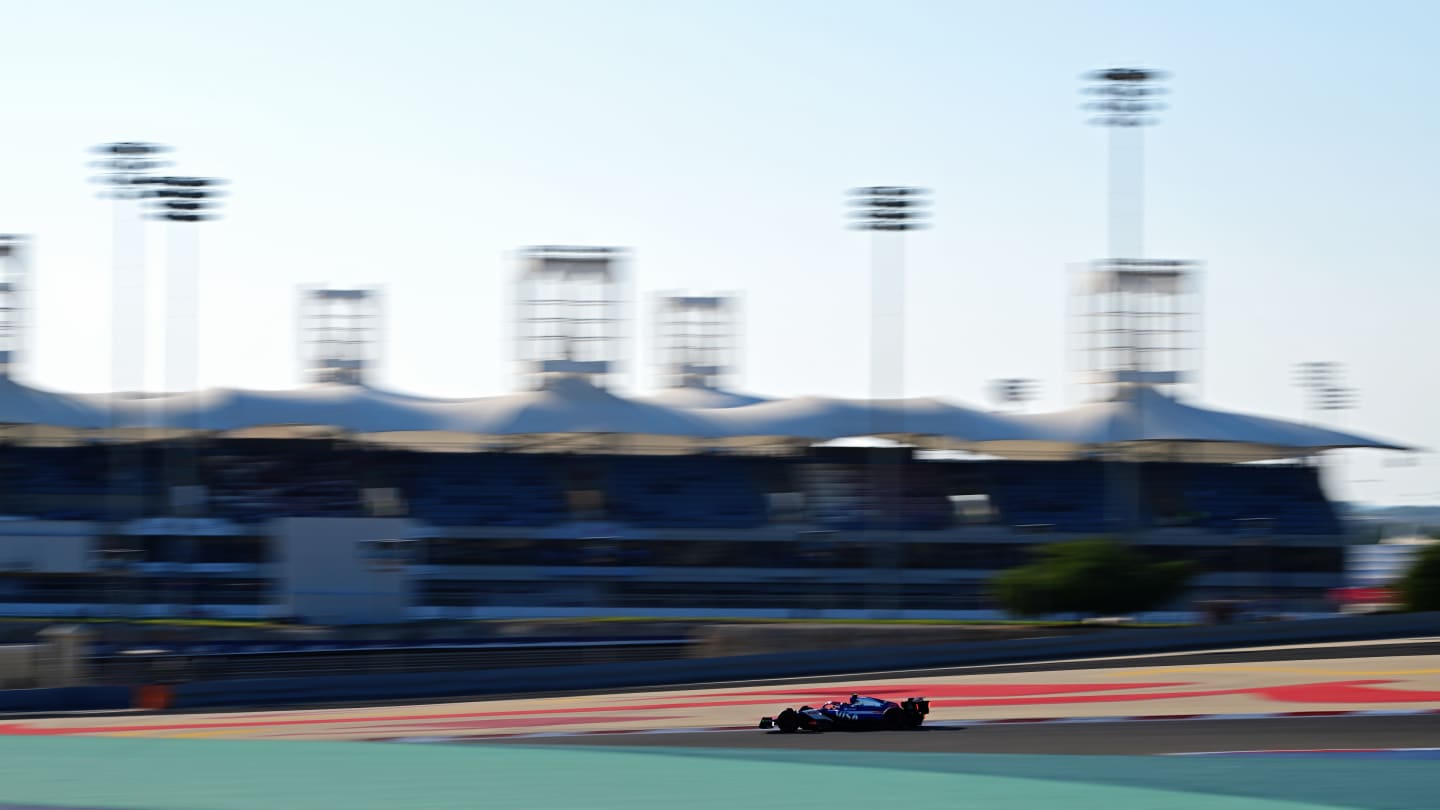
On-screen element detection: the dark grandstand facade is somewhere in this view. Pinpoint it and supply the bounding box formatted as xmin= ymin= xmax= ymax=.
xmin=0 ymin=440 xmax=1347 ymax=620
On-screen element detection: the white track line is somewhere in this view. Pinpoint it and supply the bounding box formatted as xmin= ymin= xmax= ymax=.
xmin=379 ymin=708 xmax=1440 ymax=743
xmin=1168 ymin=747 xmax=1440 ymax=756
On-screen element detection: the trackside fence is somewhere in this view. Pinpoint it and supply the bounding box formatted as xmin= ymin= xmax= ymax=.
xmin=0 ymin=612 xmax=1436 ymax=713
xmin=165 ymin=611 xmax=1440 ymax=710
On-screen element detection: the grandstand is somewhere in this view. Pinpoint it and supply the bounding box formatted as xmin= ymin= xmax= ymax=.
xmin=0 ymin=445 xmax=1342 ymax=538
xmin=0 ymin=246 xmax=1408 ymax=623
xmin=0 ymin=439 xmax=1365 ymax=620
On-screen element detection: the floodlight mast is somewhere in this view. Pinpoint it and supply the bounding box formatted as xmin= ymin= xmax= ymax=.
xmin=89 ymin=142 xmax=171 ymax=401
xmin=846 ymin=186 xmax=931 ymax=427
xmin=142 ymin=175 xmax=229 ymax=395
xmin=989 ymin=378 xmax=1039 ymax=413
xmin=1073 ymin=68 xmax=1200 ymax=404
xmin=90 ymin=142 xmax=172 ymax=528
xmin=142 ymin=174 xmax=229 ymax=520
xmin=1292 ymin=360 xmax=1359 ymax=494
xmin=1076 ymin=70 xmax=1179 ymax=538
xmin=845 ymin=187 xmax=931 ymax=617
xmin=1294 ymin=361 xmax=1359 ymax=424
xmin=1083 ymin=67 xmax=1167 ymax=260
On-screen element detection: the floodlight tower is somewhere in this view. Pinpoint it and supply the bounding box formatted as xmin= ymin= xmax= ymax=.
xmin=989 ymin=378 xmax=1039 ymax=413
xmin=846 ymin=186 xmax=931 ymax=424
xmin=1292 ymin=361 xmax=1360 ymax=513
xmin=654 ymin=293 xmax=739 ymax=389
xmin=144 ymin=176 xmax=228 ymax=394
xmin=0 ymin=236 xmax=30 ymax=379
xmin=299 ymin=287 xmax=383 ymax=385
xmin=90 ymin=143 xmax=171 ymax=530
xmin=1073 ymin=68 xmax=1202 ymax=402
xmin=145 ymin=176 xmax=227 ymax=519
xmin=89 ymin=142 xmax=171 ymax=399
xmin=515 ymin=246 xmax=627 ymax=391
xmin=846 ymin=187 xmax=930 ymax=617
xmin=1083 ymin=67 xmax=1166 ymax=259
xmin=1295 ymin=361 xmax=1358 ymax=424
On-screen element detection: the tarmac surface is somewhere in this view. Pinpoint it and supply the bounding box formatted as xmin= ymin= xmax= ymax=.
xmin=0 ymin=638 xmax=1436 ymax=808
xmin=491 ymin=714 xmax=1440 ymax=755
xmin=4 ymin=638 xmax=1436 ymax=741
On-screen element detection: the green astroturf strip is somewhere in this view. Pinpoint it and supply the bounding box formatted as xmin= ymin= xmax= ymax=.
xmin=0 ymin=737 xmax=1370 ymax=810
xmin=625 ymin=747 xmax=1440 ymax=810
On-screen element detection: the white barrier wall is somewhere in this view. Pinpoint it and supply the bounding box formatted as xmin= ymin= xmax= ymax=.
xmin=0 ymin=643 xmax=34 ymax=688
xmin=270 ymin=517 xmax=417 ymax=625
xmin=0 ymin=625 xmax=95 ymax=688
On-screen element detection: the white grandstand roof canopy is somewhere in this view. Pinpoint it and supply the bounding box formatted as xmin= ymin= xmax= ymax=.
xmin=636 ymin=383 xmax=769 ymax=410
xmin=981 ymin=385 xmax=1410 ymax=462
xmin=96 ymin=383 xmax=466 ymax=436
xmin=873 ymin=397 xmax=1039 ymax=446
xmin=0 ymin=374 xmax=1412 ymax=457
xmin=699 ymin=395 xmax=869 ymax=441
xmin=697 ymin=395 xmax=1028 ymax=447
xmin=445 ymin=374 xmax=715 ymax=439
xmin=0 ymin=376 xmax=104 ymax=429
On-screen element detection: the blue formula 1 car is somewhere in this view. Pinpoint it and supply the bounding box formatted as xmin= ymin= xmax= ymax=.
xmin=759 ymin=694 xmax=930 ymax=732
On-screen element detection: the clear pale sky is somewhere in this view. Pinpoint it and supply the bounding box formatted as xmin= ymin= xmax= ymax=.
xmin=0 ymin=0 xmax=1434 ymax=506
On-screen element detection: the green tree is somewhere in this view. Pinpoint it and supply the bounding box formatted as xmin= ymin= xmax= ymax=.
xmin=1398 ymin=543 xmax=1440 ymax=612
xmin=989 ymin=538 xmax=1197 ymax=619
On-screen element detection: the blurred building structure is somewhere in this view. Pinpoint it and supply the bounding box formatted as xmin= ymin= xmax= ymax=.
xmin=515 ymin=246 xmax=626 ymax=391
xmin=1072 ymin=258 xmax=1202 ymax=402
xmin=299 ymin=287 xmax=383 ymax=385
xmin=653 ymin=293 xmax=738 ymax=391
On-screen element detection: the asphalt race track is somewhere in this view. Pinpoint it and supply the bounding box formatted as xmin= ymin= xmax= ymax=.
xmin=0 ymin=638 xmax=1436 ymax=809
xmin=494 ymin=714 xmax=1440 ymax=755
xmin=2 ymin=637 xmax=1438 ymax=744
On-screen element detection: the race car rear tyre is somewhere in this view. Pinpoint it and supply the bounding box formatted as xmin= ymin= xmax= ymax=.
xmin=883 ymin=708 xmax=906 ymax=730
xmin=776 ymin=711 xmax=800 ymax=733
